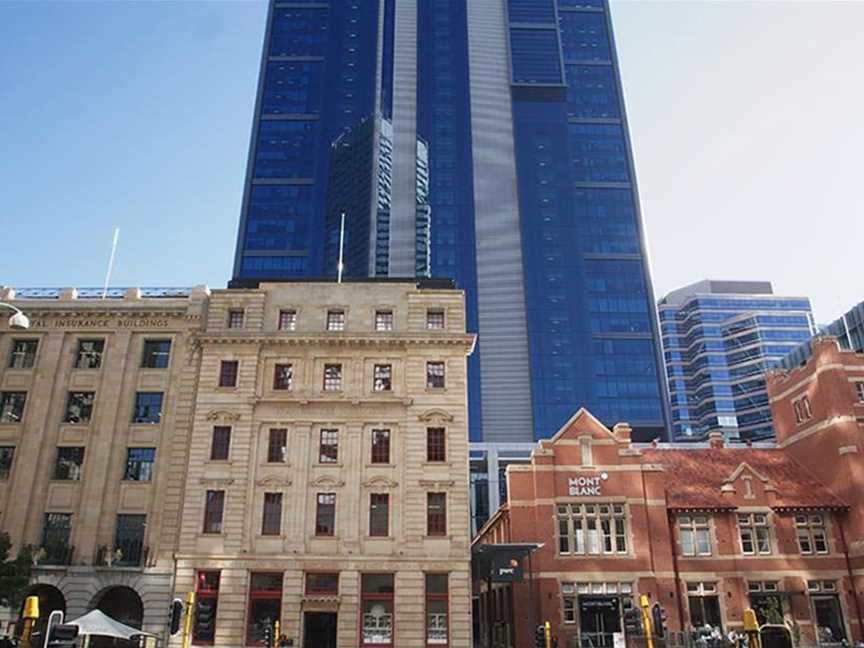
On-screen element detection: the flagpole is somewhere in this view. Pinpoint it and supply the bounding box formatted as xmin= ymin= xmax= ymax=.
xmin=337 ymin=212 xmax=345 ymax=283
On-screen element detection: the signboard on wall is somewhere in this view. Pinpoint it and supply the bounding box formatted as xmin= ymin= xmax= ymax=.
xmin=569 ymin=472 xmax=609 ymax=496
xmin=490 ymin=552 xmax=524 ymax=582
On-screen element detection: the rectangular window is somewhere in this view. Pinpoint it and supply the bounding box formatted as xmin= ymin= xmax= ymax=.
xmin=211 ymin=426 xmax=231 ymax=461
xmin=323 ymin=364 xmax=342 ymax=391
xmin=0 ymin=391 xmax=26 ymax=423
xmin=793 ymin=395 xmax=812 ymax=424
xmin=426 ymin=574 xmax=449 ymax=646
xmin=193 ymin=571 xmax=220 ymax=645
xmin=326 ymin=310 xmax=345 ymax=331
xmin=41 ymin=513 xmax=72 ymax=565
xmin=687 ymin=582 xmax=722 ymax=630
xmin=305 ymin=573 xmax=339 ymax=596
xmin=375 ymin=310 xmax=393 ymax=331
xmin=8 ymin=340 xmax=38 ymax=368
xmin=246 ymin=573 xmax=282 ymax=646
xmin=132 ymin=392 xmax=163 ymax=424
xmin=262 ymin=493 xmax=283 ymax=536
xmin=64 ymin=391 xmax=95 ymax=424
xmin=426 ymin=362 xmax=445 ymax=389
xmin=54 ymin=447 xmax=85 ymax=480
xmin=855 ymin=382 xmax=864 ymax=404
xmin=369 ymin=493 xmax=389 ymax=537
xmin=268 ymin=428 xmax=287 ymax=463
xmin=556 ymin=503 xmax=628 ymax=555
xmin=319 ymin=429 xmax=339 ymax=463
xmin=427 ymin=427 xmax=446 ymax=462
xmin=0 ymin=447 xmax=14 ymax=479
xmin=361 ymin=574 xmax=394 ymax=647
xmin=141 ymin=340 xmax=171 ymax=369
xmin=738 ymin=513 xmax=772 ymax=555
xmin=679 ymin=515 xmax=712 ymax=556
xmin=374 ymin=364 xmax=392 ymax=391
xmin=114 ymin=514 xmax=146 ymax=566
xmin=427 ymin=492 xmax=447 ymax=536
xmin=124 ymin=447 xmax=156 ymax=481
xmin=273 ymin=363 xmax=293 ymax=390
xmin=203 ymin=490 xmax=225 ymax=534
xmin=218 ymin=360 xmax=239 ymax=387
xmin=278 ymin=309 xmax=297 ymax=331
xmin=426 ymin=309 xmax=445 ymax=330
xmin=315 ymin=493 xmax=336 ymax=536
xmin=371 ymin=429 xmax=390 ymax=464
xmin=228 ymin=310 xmax=244 ymax=329
xmin=795 ymin=513 xmax=829 ymax=554
xmin=74 ymin=339 xmax=105 ymax=369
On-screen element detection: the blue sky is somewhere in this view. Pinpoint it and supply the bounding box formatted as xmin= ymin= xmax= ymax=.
xmin=1 ymin=0 xmax=862 ymax=322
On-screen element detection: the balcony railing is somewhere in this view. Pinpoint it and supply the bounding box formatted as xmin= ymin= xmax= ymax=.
xmin=94 ymin=543 xmax=149 ymax=568
xmin=39 ymin=544 xmax=75 ymax=566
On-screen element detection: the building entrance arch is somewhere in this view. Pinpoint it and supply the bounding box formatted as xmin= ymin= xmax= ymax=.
xmin=91 ymin=586 xmax=144 ymax=630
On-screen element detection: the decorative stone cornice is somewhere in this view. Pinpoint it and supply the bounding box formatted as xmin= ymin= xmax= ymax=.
xmin=199 ymin=477 xmax=234 ymax=487
xmin=255 ymin=476 xmax=292 ymax=488
xmin=205 ymin=410 xmax=241 ymax=423
xmin=418 ymin=479 xmax=454 ymax=489
xmin=418 ymin=409 xmax=454 ymax=423
xmin=361 ymin=476 xmax=399 ymax=489
xmin=309 ymin=475 xmax=345 ymax=488
xmin=195 ymin=333 xmax=476 ymax=350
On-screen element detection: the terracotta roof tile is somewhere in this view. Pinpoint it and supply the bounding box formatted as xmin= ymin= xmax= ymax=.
xmin=641 ymin=448 xmax=846 ymax=510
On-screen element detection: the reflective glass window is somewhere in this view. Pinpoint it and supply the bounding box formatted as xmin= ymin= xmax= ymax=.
xmin=262 ymin=61 xmax=324 ymax=115
xmin=253 ymin=121 xmax=318 ymax=179
xmin=569 ymin=123 xmax=630 ymax=182
xmin=510 ymin=29 xmax=563 ymax=84
xmin=269 ymin=8 xmax=328 ymax=57
xmin=565 ymin=64 xmax=620 ymax=118
xmin=559 ymin=11 xmax=611 ymax=61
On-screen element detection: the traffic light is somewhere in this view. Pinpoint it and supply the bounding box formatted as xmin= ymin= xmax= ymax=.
xmin=652 ymin=603 xmax=667 ymax=638
xmin=262 ymin=624 xmax=273 ymax=648
xmin=169 ymin=599 xmax=184 ymax=635
xmin=534 ymin=625 xmax=547 ymax=648
xmin=623 ymin=607 xmax=644 ymax=636
xmin=46 ymin=624 xmax=78 ymax=648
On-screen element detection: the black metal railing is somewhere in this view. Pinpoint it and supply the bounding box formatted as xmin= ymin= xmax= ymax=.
xmin=94 ymin=543 xmax=149 ymax=567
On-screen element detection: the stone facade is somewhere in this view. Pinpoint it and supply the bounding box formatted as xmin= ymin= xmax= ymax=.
xmin=0 ymin=286 xmax=209 ymax=635
xmin=172 ymin=281 xmax=475 ymax=648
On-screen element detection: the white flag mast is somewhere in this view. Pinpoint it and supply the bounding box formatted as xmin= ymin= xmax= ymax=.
xmin=337 ymin=212 xmax=346 ymax=284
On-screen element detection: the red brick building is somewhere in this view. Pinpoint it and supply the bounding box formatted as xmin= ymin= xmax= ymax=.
xmin=474 ymin=339 xmax=864 ymax=648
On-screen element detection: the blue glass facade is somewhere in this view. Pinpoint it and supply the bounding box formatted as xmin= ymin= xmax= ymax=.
xmin=659 ymin=281 xmax=814 ymax=441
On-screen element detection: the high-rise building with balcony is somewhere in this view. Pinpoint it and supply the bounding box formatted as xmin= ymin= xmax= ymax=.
xmin=659 ymin=280 xmax=814 ymax=442
xmin=231 ymin=0 xmax=670 ymax=527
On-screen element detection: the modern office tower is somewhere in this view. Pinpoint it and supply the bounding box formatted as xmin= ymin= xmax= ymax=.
xmin=782 ymin=300 xmax=864 ymax=369
xmin=658 ymin=280 xmax=815 ymax=442
xmin=231 ymin=1 xmax=670 ymax=526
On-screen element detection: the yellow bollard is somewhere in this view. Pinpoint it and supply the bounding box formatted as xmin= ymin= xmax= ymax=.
xmin=743 ymin=609 xmax=761 ymax=648
xmin=20 ymin=596 xmax=40 ymax=648
xmin=544 ymin=621 xmax=552 ymax=648
xmin=640 ymin=595 xmax=655 ymax=648
xmin=180 ymin=592 xmax=196 ymax=648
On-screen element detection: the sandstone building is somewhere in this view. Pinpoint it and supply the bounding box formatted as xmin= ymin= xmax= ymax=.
xmin=172 ymin=280 xmax=475 ymax=648
xmin=0 ymin=286 xmax=208 ymax=633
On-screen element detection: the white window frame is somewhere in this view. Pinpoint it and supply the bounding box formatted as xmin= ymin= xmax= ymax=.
xmin=678 ymin=514 xmax=712 ymax=556
xmin=795 ymin=513 xmax=829 ymax=555
xmin=738 ymin=512 xmax=772 ymax=555
xmin=556 ymin=503 xmax=628 ymax=556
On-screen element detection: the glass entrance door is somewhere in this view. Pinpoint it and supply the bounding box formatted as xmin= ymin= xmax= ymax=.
xmin=579 ymin=596 xmax=622 ymax=648
xmin=304 ymin=612 xmax=337 ymax=648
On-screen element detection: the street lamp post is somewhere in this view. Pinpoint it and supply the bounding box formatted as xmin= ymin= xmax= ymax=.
xmin=0 ymin=302 xmax=30 ymax=329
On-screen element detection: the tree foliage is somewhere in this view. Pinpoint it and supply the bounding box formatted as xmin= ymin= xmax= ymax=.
xmin=0 ymin=532 xmax=32 ymax=610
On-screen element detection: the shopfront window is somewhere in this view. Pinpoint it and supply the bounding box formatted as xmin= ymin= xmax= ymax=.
xmin=361 ymin=574 xmax=394 ymax=647
xmin=809 ymin=581 xmax=846 ymax=645
xmin=426 ymin=574 xmax=448 ymax=646
xmin=557 ymin=503 xmax=628 ymax=555
xmin=561 ymin=582 xmax=631 ymax=648
xmin=748 ymin=582 xmax=783 ymax=626
xmin=687 ymin=582 xmax=722 ymax=631
xmin=246 ymin=573 xmax=282 ymax=646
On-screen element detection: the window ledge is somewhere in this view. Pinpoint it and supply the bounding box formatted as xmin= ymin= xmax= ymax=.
xmin=366 ymin=463 xmax=396 ymax=469
xmin=315 ymin=463 xmax=343 ymax=468
xmin=421 ymin=461 xmax=451 ymax=468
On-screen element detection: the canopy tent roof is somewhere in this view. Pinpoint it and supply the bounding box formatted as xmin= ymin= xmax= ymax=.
xmin=65 ymin=609 xmax=156 ymax=639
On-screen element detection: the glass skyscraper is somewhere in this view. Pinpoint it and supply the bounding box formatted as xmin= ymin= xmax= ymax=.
xmin=781 ymin=300 xmax=864 ymax=369
xmin=231 ymin=0 xmax=670 ymax=519
xmin=658 ymin=280 xmax=814 ymax=442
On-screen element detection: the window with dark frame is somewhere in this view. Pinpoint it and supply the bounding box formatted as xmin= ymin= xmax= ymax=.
xmin=54 ymin=447 xmax=85 ymax=481
xmin=315 ymin=493 xmax=336 ymax=536
xmin=74 ymin=339 xmax=105 ymax=369
xmin=0 ymin=447 xmax=14 ymax=480
xmin=123 ymin=448 xmax=155 ymax=481
xmin=64 ymin=391 xmax=95 ymax=424
xmin=426 ymin=574 xmax=449 ymax=646
xmin=211 ymin=427 xmax=231 ymax=461
xmin=371 ymin=429 xmax=390 ymax=464
xmin=267 ymin=429 xmax=287 ymax=463
xmin=278 ymin=310 xmax=297 ymax=331
xmin=426 ymin=362 xmax=445 ymax=389
xmin=319 ymin=429 xmax=339 ymax=463
xmin=218 ymin=360 xmax=239 ymax=388
xmin=369 ymin=493 xmax=389 ymax=537
xmin=305 ymin=573 xmax=339 ymax=596
xmin=374 ymin=364 xmax=392 ymax=391
xmin=426 ymin=309 xmax=445 ymax=330
xmin=0 ymin=392 xmax=26 ymax=423
xmin=41 ymin=513 xmax=72 ymax=565
xmin=246 ymin=573 xmax=283 ymax=646
xmin=8 ymin=340 xmax=38 ymax=369
xmin=361 ymin=574 xmax=394 ymax=646
xmin=114 ymin=514 xmax=146 ymax=566
xmin=203 ymin=490 xmax=225 ymax=534
xmin=228 ymin=310 xmax=244 ymax=329
xmin=141 ymin=340 xmax=172 ymax=369
xmin=427 ymin=427 xmax=446 ymax=462
xmin=273 ymin=364 xmax=293 ymax=390
xmin=132 ymin=392 xmax=163 ymax=424
xmin=193 ymin=571 xmax=220 ymax=645
xmin=262 ymin=493 xmax=283 ymax=536
xmin=375 ymin=310 xmax=394 ymax=332
xmin=327 ymin=310 xmax=345 ymax=331
xmin=427 ymin=492 xmax=447 ymax=536
xmin=323 ymin=364 xmax=342 ymax=391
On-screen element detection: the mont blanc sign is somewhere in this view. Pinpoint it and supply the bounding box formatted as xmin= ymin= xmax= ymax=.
xmin=569 ymin=472 xmax=609 ymax=496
